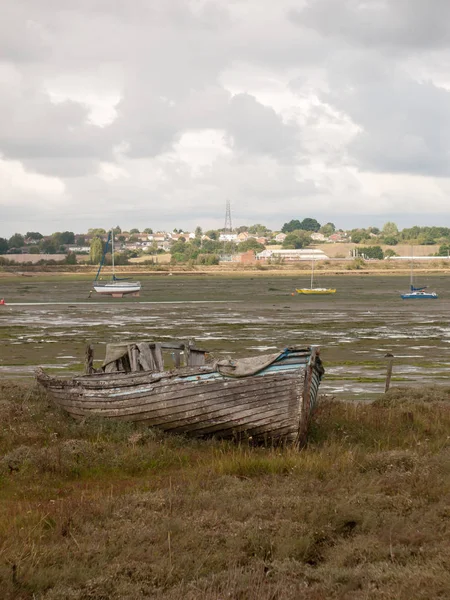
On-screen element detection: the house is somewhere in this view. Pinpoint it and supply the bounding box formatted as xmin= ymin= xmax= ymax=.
xmin=329 ymin=232 xmax=347 ymax=243
xmin=148 ymin=233 xmax=167 ymax=243
xmin=237 ymin=232 xmax=250 ymax=242
xmin=219 ymin=233 xmax=238 ymax=242
xmin=68 ymin=246 xmax=90 ymax=254
xmin=274 ymin=233 xmax=286 ymax=243
xmin=311 ymin=232 xmax=327 ymax=242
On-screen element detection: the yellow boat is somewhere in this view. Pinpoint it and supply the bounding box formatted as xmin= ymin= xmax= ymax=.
xmin=296 ymin=257 xmax=336 ymax=295
xmin=296 ymin=287 xmax=336 ymax=295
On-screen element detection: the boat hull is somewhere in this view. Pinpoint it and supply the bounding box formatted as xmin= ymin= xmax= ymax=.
xmin=36 ymin=348 xmax=324 ymax=446
xmin=93 ymin=282 xmax=141 ymax=297
xmin=296 ymin=288 xmax=336 ymax=295
xmin=401 ymin=292 xmax=438 ymax=299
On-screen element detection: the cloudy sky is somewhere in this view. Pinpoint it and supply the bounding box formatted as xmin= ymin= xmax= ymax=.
xmin=2 ymin=0 xmax=450 ymax=237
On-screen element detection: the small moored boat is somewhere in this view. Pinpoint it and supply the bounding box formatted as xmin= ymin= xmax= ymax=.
xmin=36 ymin=341 xmax=325 ymax=446
xmin=93 ymin=229 xmax=141 ymax=297
xmin=401 ymin=247 xmax=437 ymax=300
xmin=296 ymin=258 xmax=336 ymax=295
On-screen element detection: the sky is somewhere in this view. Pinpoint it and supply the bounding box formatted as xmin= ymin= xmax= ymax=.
xmin=2 ymin=0 xmax=450 ymax=237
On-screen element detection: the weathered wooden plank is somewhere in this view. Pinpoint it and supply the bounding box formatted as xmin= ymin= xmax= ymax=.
xmin=129 ymin=344 xmax=139 ymax=372
xmin=51 ymin=401 xmax=299 ymax=438
xmin=151 ymin=343 xmax=164 ymax=372
xmin=137 ymin=343 xmax=156 ymax=371
xmin=51 ymin=378 xmax=298 ymax=418
xmin=56 ymin=373 xmax=297 ymax=410
xmin=50 ymin=377 xmax=297 ymax=414
xmin=187 ymin=349 xmax=206 ymax=367
xmin=84 ymin=344 xmax=94 ymax=375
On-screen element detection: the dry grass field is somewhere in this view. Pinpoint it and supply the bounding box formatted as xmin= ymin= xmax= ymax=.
xmin=1 ymin=381 xmax=449 ymax=599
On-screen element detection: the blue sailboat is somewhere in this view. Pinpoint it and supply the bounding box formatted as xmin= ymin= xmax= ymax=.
xmin=401 ymin=285 xmax=438 ymax=300
xmin=401 ymin=250 xmax=437 ymax=299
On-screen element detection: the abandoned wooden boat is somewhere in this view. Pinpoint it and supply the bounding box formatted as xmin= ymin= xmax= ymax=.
xmin=35 ymin=341 xmax=324 ymax=446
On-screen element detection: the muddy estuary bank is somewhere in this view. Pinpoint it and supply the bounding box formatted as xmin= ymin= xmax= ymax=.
xmin=1 ymin=274 xmax=450 ymax=401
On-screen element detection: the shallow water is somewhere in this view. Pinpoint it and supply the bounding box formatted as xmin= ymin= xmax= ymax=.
xmin=1 ymin=273 xmax=449 ymax=401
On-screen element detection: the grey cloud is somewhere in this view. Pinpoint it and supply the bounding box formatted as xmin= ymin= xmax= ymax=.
xmin=324 ymin=72 xmax=450 ymax=176
xmin=225 ymin=93 xmax=300 ymax=159
xmin=0 ymin=85 xmax=113 ymax=176
xmin=290 ymin=0 xmax=450 ymax=50
xmin=112 ymin=85 xmax=301 ymax=161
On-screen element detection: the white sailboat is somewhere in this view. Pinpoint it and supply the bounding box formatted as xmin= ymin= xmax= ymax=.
xmin=296 ymin=257 xmax=336 ymax=295
xmin=93 ymin=230 xmax=141 ymax=297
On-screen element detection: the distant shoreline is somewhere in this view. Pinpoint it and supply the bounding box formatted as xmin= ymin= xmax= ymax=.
xmin=1 ymin=261 xmax=450 ymax=278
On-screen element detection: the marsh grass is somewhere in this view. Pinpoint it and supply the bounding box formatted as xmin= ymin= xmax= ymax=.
xmin=0 ymin=381 xmax=449 ymax=599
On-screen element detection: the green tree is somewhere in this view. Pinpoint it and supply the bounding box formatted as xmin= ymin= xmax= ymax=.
xmin=65 ymin=252 xmax=77 ymax=264
xmin=29 ymin=245 xmax=40 ymax=254
xmin=248 ymin=224 xmax=270 ymax=236
xmin=88 ymin=228 xmax=107 ymax=235
xmin=39 ymin=238 xmax=58 ymax=253
xmin=205 ymin=230 xmax=218 ymax=240
xmin=319 ymin=222 xmax=336 ymax=236
xmin=0 ymin=238 xmax=8 ymax=253
xmin=46 ymin=231 xmax=74 ymax=246
xmin=350 ymin=229 xmax=370 ymax=243
xmin=384 ymin=249 xmax=398 ymax=258
xmin=299 ymin=218 xmax=321 ymax=232
xmin=8 ymin=233 xmax=25 ymax=249
xmin=382 ymin=222 xmax=399 ymax=237
xmin=26 ymin=232 xmax=43 ymax=241
xmin=282 ymin=231 xmax=311 ymax=249
xmin=383 ymin=236 xmax=398 ymax=246
xmin=90 ymin=237 xmax=104 ymax=265
xmin=130 ymin=228 xmax=140 ymax=234
xmin=437 ymin=244 xmax=450 ymax=256
xmin=143 ymin=228 xmax=153 ymax=234
xmin=238 ymin=239 xmax=266 ymax=252
xmin=195 ymin=226 xmax=202 ymax=238
xmin=356 ymin=246 xmax=384 ymax=260
xmin=281 ymin=220 xmax=302 ymax=233
xmin=201 ymin=240 xmax=222 ymax=253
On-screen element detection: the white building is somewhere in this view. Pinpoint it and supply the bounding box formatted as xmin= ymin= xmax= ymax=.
xmin=219 ymin=233 xmax=238 ymax=242
xmin=256 ymin=249 xmax=329 ymax=261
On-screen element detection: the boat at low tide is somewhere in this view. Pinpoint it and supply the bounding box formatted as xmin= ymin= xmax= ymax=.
xmin=401 ymin=247 xmax=437 ymax=300
xmin=296 ymin=258 xmax=336 ymax=295
xmin=36 ymin=341 xmax=324 ymax=446
xmin=93 ymin=229 xmax=141 ymax=297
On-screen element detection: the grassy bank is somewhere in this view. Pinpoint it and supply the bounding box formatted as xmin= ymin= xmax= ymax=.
xmin=1 ymin=382 xmax=449 ymax=599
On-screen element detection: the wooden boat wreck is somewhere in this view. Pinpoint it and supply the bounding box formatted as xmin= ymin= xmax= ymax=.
xmin=36 ymin=341 xmax=324 ymax=446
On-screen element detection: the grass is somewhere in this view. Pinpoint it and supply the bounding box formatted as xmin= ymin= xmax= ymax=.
xmin=0 ymin=381 xmax=449 ymax=599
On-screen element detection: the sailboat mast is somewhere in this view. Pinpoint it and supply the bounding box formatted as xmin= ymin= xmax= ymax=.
xmin=111 ymin=229 xmax=115 ymax=280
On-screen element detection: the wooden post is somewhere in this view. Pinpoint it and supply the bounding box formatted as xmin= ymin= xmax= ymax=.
xmin=84 ymin=344 xmax=94 ymax=375
xmin=384 ymin=353 xmax=394 ymax=393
